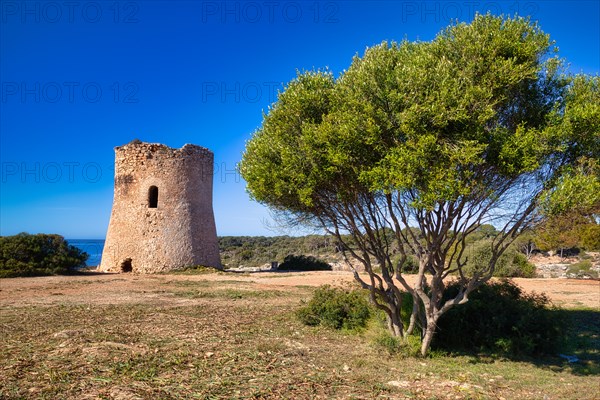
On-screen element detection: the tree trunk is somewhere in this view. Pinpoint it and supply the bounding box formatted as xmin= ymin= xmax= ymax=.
xmin=386 ymin=306 xmax=404 ymax=337
xmin=420 ymin=320 xmax=437 ymax=356
xmin=405 ymin=297 xmax=420 ymax=336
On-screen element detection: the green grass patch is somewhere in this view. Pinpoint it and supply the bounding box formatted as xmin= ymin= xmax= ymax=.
xmin=162 ymin=279 xmax=251 ymax=287
xmin=168 ymin=265 xmax=224 ymax=275
xmin=174 ymin=288 xmax=285 ymax=299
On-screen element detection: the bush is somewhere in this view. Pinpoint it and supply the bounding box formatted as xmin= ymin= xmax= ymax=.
xmin=279 ymin=254 xmax=332 ymax=271
xmin=239 ymin=249 xmax=253 ymax=261
xmin=463 ymin=241 xmax=536 ymax=278
xmin=433 ymin=280 xmax=566 ymax=356
xmin=566 ymin=260 xmax=597 ymax=279
xmin=392 ymin=254 xmax=419 ymax=273
xmin=0 ymin=233 xmax=88 ymax=278
xmin=495 ymin=252 xmax=537 ymax=278
xmin=364 ymin=308 xmax=422 ymax=356
xmin=297 ymin=285 xmax=371 ymax=330
xmin=369 ymin=323 xmax=404 ymax=354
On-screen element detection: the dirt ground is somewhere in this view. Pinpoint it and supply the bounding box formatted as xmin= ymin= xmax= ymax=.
xmin=0 ymin=271 xmax=598 ymax=309
xmin=1 ymin=271 xmax=598 ymax=399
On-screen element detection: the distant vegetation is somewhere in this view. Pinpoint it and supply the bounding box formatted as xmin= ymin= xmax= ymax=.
xmin=219 ymin=235 xmax=339 ymax=269
xmin=219 ymin=219 xmax=598 ymax=277
xmin=219 ymin=224 xmax=542 ymax=277
xmin=0 ymin=233 xmax=88 ymax=278
xmin=279 ymin=255 xmax=332 ymax=271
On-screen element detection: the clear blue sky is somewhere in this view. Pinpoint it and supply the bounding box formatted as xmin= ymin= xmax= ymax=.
xmin=1 ymin=1 xmax=598 ymax=238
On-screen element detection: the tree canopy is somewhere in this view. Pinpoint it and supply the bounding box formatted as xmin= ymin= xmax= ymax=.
xmin=0 ymin=233 xmax=88 ymax=278
xmin=240 ymin=14 xmax=599 ymax=355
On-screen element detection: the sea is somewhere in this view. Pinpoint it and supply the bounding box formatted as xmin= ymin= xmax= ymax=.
xmin=67 ymin=239 xmax=105 ymax=267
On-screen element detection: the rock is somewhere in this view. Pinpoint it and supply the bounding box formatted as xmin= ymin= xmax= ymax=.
xmin=387 ymin=380 xmax=411 ymax=388
xmin=53 ymin=330 xmax=82 ymax=338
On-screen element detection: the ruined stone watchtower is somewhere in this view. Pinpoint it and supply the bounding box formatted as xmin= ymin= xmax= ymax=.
xmin=99 ymin=140 xmax=221 ymax=273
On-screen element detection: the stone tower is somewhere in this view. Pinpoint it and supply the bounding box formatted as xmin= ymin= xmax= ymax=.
xmin=99 ymin=140 xmax=221 ymax=273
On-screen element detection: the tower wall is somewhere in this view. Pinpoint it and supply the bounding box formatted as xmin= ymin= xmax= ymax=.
xmin=99 ymin=141 xmax=221 ymax=273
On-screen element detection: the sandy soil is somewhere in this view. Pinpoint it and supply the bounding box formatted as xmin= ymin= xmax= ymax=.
xmin=0 ymin=271 xmax=598 ymax=309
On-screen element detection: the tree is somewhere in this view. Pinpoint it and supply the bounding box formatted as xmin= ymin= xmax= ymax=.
xmin=538 ymin=77 xmax=600 ymax=219
xmin=240 ymin=15 xmax=598 ymax=355
xmin=534 ymin=212 xmax=584 ymax=257
xmin=512 ymin=230 xmax=537 ymax=259
xmin=580 ymin=224 xmax=600 ymax=250
xmin=534 ymin=77 xmax=600 ymax=255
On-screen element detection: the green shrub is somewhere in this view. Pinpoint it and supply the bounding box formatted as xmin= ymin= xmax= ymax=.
xmin=463 ymin=241 xmax=536 ymax=278
xmin=433 ymin=280 xmax=566 ymax=356
xmin=392 ymin=254 xmax=419 ymax=274
xmin=370 ymin=326 xmax=403 ymax=354
xmin=0 ymin=233 xmax=88 ymax=278
xmin=566 ymin=260 xmax=597 ymax=279
xmin=365 ymin=309 xmax=422 ymax=356
xmin=279 ymin=254 xmax=332 ymax=271
xmin=297 ymin=285 xmax=371 ymax=331
xmin=495 ymin=252 xmax=537 ymax=278
xmin=239 ymin=249 xmax=253 ymax=261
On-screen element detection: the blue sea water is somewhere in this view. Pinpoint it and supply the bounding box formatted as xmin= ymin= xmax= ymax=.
xmin=67 ymin=239 xmax=105 ymax=266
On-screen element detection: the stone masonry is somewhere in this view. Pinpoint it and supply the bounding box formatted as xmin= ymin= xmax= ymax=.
xmin=99 ymin=140 xmax=221 ymax=273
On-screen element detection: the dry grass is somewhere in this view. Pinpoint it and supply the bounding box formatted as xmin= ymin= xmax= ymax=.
xmin=0 ymin=273 xmax=598 ymax=399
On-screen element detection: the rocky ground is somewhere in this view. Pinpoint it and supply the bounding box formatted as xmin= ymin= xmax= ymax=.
xmin=531 ymin=252 xmax=600 ymax=279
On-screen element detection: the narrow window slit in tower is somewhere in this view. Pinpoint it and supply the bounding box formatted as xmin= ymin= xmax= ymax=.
xmin=148 ymin=186 xmax=158 ymax=208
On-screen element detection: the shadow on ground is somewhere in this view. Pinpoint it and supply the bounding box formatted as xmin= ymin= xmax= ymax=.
xmin=553 ymin=308 xmax=600 ymax=376
xmin=461 ymin=308 xmax=599 ymax=376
